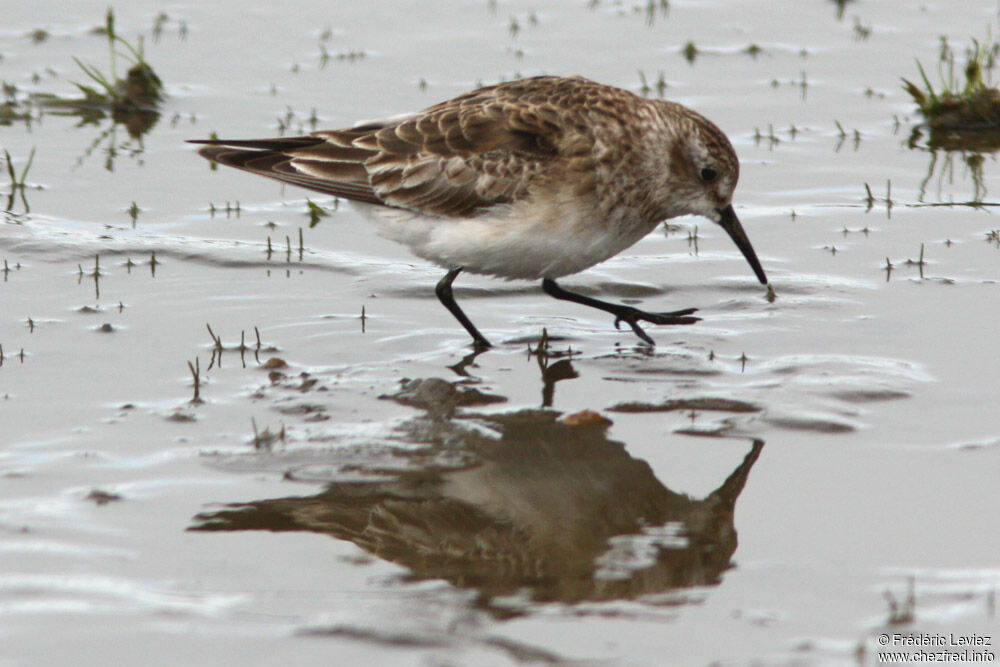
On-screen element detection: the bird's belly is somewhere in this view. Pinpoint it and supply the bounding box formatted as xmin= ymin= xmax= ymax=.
xmin=359 ymin=200 xmax=657 ymax=281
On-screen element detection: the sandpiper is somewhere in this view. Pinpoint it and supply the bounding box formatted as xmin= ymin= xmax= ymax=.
xmin=191 ymin=75 xmax=767 ymax=347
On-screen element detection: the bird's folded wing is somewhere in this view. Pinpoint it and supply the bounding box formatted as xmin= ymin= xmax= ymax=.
xmin=192 ymin=82 xmax=565 ymax=217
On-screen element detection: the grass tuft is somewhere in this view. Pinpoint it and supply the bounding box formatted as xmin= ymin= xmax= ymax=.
xmin=902 ymin=34 xmax=1000 ymax=137
xmin=32 ymin=9 xmax=163 ymax=141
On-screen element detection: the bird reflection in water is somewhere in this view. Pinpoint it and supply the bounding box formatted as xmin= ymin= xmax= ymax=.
xmin=190 ymin=378 xmax=763 ymax=607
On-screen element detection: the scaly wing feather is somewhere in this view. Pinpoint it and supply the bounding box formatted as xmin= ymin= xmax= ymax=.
xmin=190 ymin=76 xmax=586 ymax=217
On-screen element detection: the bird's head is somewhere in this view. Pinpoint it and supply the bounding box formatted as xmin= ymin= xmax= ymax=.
xmin=654 ymin=103 xmax=768 ymax=285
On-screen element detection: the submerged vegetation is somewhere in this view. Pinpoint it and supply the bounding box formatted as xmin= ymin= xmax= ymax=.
xmin=902 ymin=35 xmax=1000 ymax=148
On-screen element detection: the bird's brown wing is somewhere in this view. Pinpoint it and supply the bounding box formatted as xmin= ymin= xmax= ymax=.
xmin=190 ymin=76 xmax=573 ymax=217
xmin=191 ymin=134 xmax=385 ymax=205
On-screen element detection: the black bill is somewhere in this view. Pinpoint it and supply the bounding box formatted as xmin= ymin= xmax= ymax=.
xmin=717 ymin=204 xmax=767 ymax=285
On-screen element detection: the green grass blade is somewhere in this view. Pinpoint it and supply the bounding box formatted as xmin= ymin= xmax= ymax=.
xmin=3 ymin=149 xmax=15 ymax=183
xmin=21 ymin=147 xmax=35 ymax=181
xmin=915 ymin=59 xmax=939 ymax=104
xmin=72 ymin=57 xmax=118 ymax=99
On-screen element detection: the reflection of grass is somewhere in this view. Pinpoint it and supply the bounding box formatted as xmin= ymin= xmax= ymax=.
xmin=883 ymin=577 xmax=917 ymax=625
xmin=831 ymin=0 xmax=854 ymax=20
xmin=681 ymin=41 xmax=698 ymax=64
xmin=3 ymin=147 xmax=36 ymax=212
xmin=917 ymin=149 xmax=988 ymax=204
xmin=902 ymin=36 xmax=1000 ymax=133
xmin=306 ymin=199 xmax=329 ymax=227
xmin=1 ymin=83 xmax=34 ymax=126
xmin=636 ymin=70 xmax=667 ymax=98
xmin=187 ymin=358 xmax=203 ymax=404
xmin=251 ymin=418 xmax=286 ymax=449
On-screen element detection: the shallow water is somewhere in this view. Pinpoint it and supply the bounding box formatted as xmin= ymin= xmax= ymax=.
xmin=3 ymin=1 xmax=1000 ymax=665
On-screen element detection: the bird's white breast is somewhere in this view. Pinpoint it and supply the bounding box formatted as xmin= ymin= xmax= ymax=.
xmin=356 ymin=193 xmax=659 ymax=281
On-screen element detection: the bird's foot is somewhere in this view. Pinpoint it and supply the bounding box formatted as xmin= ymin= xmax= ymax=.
xmin=612 ymin=307 xmax=700 ymax=345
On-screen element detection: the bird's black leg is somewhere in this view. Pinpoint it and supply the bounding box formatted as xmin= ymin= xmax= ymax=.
xmin=436 ymin=268 xmax=492 ymax=349
xmin=541 ymin=278 xmax=699 ymax=345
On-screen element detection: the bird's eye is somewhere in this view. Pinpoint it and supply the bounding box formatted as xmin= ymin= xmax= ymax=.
xmin=700 ymin=167 xmax=718 ymax=183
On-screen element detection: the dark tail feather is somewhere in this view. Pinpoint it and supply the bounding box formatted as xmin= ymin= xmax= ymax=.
xmin=189 ymin=137 xmax=384 ymax=205
xmin=195 ymin=145 xmax=288 ymax=172
xmin=186 ymin=136 xmax=324 ymax=151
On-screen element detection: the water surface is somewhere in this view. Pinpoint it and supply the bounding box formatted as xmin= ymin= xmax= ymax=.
xmin=2 ymin=1 xmax=1000 ymax=664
